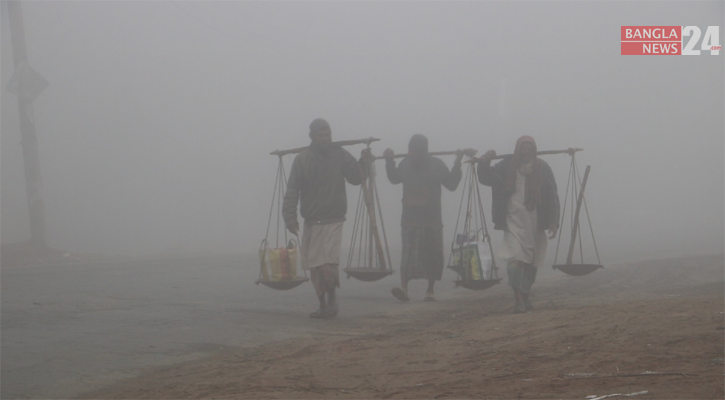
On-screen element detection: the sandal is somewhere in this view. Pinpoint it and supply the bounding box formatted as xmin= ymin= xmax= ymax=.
xmin=309 ymin=308 xmax=326 ymax=318
xmin=391 ymin=287 xmax=410 ymax=302
xmin=323 ymin=301 xmax=338 ymax=318
xmin=424 ymin=292 xmax=436 ymax=302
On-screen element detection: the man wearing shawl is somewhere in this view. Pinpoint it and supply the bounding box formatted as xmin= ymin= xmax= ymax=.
xmin=283 ymin=118 xmax=366 ymax=318
xmin=384 ymin=134 xmax=463 ymax=302
xmin=477 ymin=136 xmax=559 ymax=313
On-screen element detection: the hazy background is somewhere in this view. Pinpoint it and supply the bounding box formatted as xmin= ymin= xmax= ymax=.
xmin=2 ymin=1 xmax=723 ymax=263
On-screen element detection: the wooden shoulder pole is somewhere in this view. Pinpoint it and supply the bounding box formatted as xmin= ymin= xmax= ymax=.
xmin=270 ymin=137 xmax=380 ymax=156
xmin=374 ymin=148 xmax=477 ymax=160
xmin=467 ymin=148 xmax=583 ymax=163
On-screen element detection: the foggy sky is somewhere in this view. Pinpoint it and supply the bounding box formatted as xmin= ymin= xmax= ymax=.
xmin=2 ymin=1 xmax=723 ymax=262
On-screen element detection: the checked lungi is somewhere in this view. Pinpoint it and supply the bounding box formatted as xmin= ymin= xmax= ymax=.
xmin=400 ymin=226 xmax=444 ymax=283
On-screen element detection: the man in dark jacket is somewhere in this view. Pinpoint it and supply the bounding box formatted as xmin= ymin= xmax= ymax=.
xmin=477 ymin=136 xmax=559 ymax=313
xmin=283 ymin=118 xmax=366 ymax=318
xmin=384 ymin=134 xmax=463 ymax=302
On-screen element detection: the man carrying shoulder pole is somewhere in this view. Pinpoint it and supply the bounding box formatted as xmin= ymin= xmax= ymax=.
xmin=283 ymin=118 xmax=370 ymax=318
xmin=476 ymin=136 xmax=560 ymax=313
xmin=384 ymin=134 xmax=464 ymax=302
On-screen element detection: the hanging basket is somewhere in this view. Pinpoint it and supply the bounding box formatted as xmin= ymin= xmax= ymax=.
xmin=257 ymin=155 xmax=309 ymax=291
xmin=552 ymin=162 xmax=603 ymax=277
xmin=446 ymin=161 xmax=501 ymax=291
xmin=454 ymin=278 xmax=502 ymax=291
xmin=343 ymin=157 xmax=394 ymax=283
xmin=343 ymin=267 xmax=394 ymax=282
xmin=553 ymin=263 xmax=603 ymax=276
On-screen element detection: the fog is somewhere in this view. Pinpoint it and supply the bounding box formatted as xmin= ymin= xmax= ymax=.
xmin=2 ymin=1 xmax=723 ymax=262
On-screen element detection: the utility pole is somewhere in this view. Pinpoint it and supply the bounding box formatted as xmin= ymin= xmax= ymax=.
xmin=6 ymin=0 xmax=49 ymax=246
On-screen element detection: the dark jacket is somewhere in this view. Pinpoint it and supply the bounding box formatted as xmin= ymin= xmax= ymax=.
xmin=283 ymin=146 xmax=363 ymax=227
xmin=386 ymin=155 xmax=462 ymax=228
xmin=477 ymin=156 xmax=559 ymax=231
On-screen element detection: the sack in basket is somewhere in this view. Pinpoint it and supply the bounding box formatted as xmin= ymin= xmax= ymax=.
xmin=452 ymin=243 xmax=482 ymax=280
xmin=259 ymin=239 xmax=298 ymax=282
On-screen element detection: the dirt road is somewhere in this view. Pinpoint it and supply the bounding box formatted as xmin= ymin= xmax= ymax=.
xmin=0 ymin=250 xmax=497 ymax=398
xmin=80 ymin=254 xmax=724 ymax=399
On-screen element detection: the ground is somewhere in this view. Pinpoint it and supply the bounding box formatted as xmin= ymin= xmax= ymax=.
xmin=1 ymin=241 xmax=127 ymax=267
xmin=77 ymin=254 xmax=724 ymax=399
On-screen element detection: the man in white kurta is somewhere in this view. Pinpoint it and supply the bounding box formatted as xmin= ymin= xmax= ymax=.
xmin=478 ymin=136 xmax=560 ymax=314
xmin=497 ymin=164 xmax=549 ymax=310
xmin=499 ymin=165 xmax=549 ymax=264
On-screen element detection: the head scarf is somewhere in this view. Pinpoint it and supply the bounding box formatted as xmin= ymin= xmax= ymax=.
xmin=407 ymin=134 xmax=429 ymax=169
xmin=505 ymin=135 xmax=543 ymax=210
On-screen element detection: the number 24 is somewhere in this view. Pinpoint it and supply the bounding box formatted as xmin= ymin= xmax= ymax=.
xmin=682 ymin=26 xmax=720 ymax=55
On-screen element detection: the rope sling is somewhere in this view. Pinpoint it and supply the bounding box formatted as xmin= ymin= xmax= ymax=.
xmin=343 ymin=145 xmax=394 ymax=282
xmin=256 ymin=155 xmax=309 ymax=290
xmin=447 ymin=157 xmax=502 ymax=290
xmin=552 ymin=153 xmax=603 ymax=276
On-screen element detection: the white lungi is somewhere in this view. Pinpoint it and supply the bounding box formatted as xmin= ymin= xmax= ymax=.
xmin=300 ymin=222 xmax=343 ymax=270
